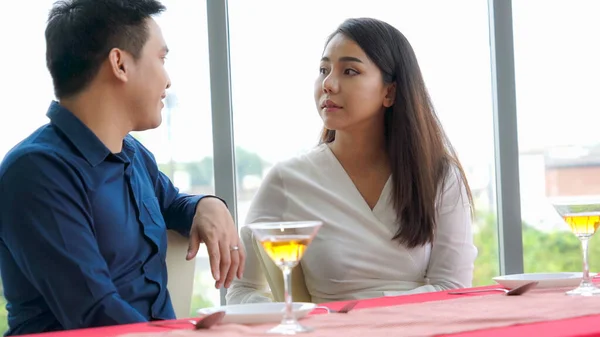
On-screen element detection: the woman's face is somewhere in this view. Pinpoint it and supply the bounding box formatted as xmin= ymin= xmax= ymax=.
xmin=314 ymin=33 xmax=395 ymax=133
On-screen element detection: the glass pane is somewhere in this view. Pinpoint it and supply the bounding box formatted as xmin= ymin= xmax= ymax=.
xmin=229 ymin=0 xmax=499 ymax=288
xmin=0 ymin=2 xmax=57 ymax=334
xmin=141 ymin=0 xmax=220 ymax=314
xmin=0 ymin=2 xmax=217 ymax=329
xmin=513 ymin=0 xmax=600 ymax=272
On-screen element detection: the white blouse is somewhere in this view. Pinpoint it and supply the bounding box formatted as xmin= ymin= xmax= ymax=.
xmin=226 ymin=144 xmax=477 ymax=304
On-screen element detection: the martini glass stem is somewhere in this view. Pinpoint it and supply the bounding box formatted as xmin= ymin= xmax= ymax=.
xmin=579 ymin=236 xmax=593 ymax=286
xmin=280 ymin=265 xmax=296 ymax=325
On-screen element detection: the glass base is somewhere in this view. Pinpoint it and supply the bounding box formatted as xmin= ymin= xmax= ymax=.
xmin=566 ymin=282 xmax=600 ymax=296
xmin=267 ymin=322 xmax=313 ymax=335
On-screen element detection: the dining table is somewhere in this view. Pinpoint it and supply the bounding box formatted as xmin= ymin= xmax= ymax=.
xmin=17 ymin=280 xmax=600 ymax=337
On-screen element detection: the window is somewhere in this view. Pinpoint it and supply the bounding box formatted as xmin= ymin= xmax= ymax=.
xmin=513 ymin=0 xmax=600 ymax=272
xmin=140 ymin=0 xmax=220 ymax=314
xmin=0 ymin=2 xmax=219 ymax=329
xmin=0 ymin=2 xmax=58 ymax=333
xmin=228 ymin=0 xmax=499 ymax=286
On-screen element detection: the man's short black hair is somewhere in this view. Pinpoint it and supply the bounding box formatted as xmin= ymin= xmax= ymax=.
xmin=46 ymin=0 xmax=166 ymax=99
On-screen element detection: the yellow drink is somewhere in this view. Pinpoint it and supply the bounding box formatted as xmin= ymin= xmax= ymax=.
xmin=260 ymin=235 xmax=311 ymax=266
xmin=563 ymin=212 xmax=600 ymax=237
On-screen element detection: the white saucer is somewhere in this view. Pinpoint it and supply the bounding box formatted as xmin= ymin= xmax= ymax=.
xmin=493 ymin=272 xmax=597 ymax=289
xmin=197 ymin=302 xmax=317 ymax=325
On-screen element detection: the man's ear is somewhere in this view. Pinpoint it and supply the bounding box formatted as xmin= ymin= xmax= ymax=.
xmin=107 ymin=48 xmax=129 ymax=83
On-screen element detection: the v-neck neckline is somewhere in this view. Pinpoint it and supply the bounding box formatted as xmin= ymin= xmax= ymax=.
xmin=322 ymin=144 xmax=392 ymax=213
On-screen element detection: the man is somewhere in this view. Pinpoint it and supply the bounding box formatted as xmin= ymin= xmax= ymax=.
xmin=0 ymin=0 xmax=245 ymax=335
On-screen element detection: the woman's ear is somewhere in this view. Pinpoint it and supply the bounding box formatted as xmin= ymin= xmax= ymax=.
xmin=383 ymin=82 xmax=396 ymax=108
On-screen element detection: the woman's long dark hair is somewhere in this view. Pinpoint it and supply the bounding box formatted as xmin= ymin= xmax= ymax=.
xmin=320 ymin=18 xmax=473 ymax=248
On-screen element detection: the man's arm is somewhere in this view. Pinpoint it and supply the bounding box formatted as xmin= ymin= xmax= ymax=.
xmin=0 ymin=152 xmax=147 ymax=330
xmin=131 ymin=136 xmax=225 ymax=236
xmin=153 ymin=170 xmax=226 ymax=237
xmin=153 ymin=170 xmax=201 ymax=236
xmin=152 ymin=168 xmax=242 ymax=288
xmin=136 ymin=139 xmax=242 ymax=288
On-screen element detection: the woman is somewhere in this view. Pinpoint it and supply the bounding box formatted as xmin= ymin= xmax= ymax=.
xmin=226 ymin=17 xmax=477 ymax=304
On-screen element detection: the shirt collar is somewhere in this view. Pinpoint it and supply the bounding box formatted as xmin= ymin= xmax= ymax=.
xmin=46 ymin=101 xmax=111 ymax=167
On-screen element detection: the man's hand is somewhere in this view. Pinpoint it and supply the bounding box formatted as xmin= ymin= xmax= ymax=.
xmin=186 ymin=197 xmax=245 ymax=289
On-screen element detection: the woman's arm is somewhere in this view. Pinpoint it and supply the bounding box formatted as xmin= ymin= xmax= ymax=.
xmin=387 ymin=167 xmax=477 ymax=295
xmin=226 ymin=164 xmax=289 ymax=304
xmin=225 ymin=226 xmax=274 ymax=303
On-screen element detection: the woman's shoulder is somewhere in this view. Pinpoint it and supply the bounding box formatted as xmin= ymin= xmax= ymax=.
xmin=271 ymin=143 xmax=330 ymax=176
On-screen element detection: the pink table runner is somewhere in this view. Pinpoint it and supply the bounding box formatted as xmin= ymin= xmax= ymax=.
xmin=119 ymin=287 xmax=600 ymax=337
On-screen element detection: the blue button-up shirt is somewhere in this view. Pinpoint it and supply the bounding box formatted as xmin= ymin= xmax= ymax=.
xmin=0 ymin=101 xmax=207 ymax=336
